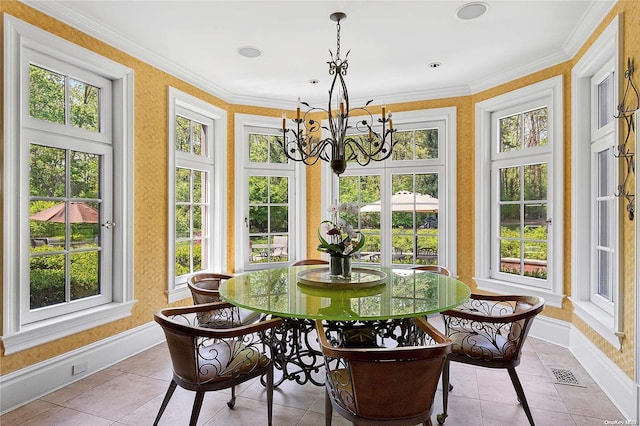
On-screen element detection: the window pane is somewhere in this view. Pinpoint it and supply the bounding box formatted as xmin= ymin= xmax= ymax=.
xmin=30 ymin=145 xmax=66 ymax=198
xmin=524 ymin=163 xmax=547 ymax=200
xmin=500 ymin=205 xmax=521 ymax=238
xmin=500 ymin=240 xmax=521 ymax=275
xmin=524 ymin=203 xmax=547 ymax=238
xmin=175 ymin=241 xmax=190 ymax=276
xmin=194 ymin=239 xmax=206 ymax=272
xmin=29 ymin=64 xmax=65 ymax=125
xmin=175 ymin=168 xmax=190 ymax=202
xmin=500 ymin=167 xmax=521 ymax=201
xmin=598 ymin=249 xmax=610 ymax=299
xmin=598 ymin=150 xmax=609 ymax=197
xmin=524 ymin=241 xmax=547 ymax=278
xmin=71 ymin=151 xmax=100 ymax=199
xmin=523 ymin=107 xmax=548 ymax=148
xmin=193 ymin=170 xmax=205 ymax=203
xmin=269 ymin=135 xmax=287 ymax=164
xmin=499 ymin=114 xmax=521 ymax=152
xmin=598 ymin=201 xmax=609 ymax=247
xmin=69 ymin=78 xmax=99 ymax=132
xmin=176 ymin=205 xmax=190 ymax=238
xmin=175 ymin=116 xmax=190 ymax=153
xmin=392 ymin=130 xmax=413 ymax=160
xmin=249 ymin=134 xmax=269 ymax=162
xmin=249 ymin=176 xmax=268 ymax=203
xmin=249 ymin=205 xmax=267 ymax=233
xmin=193 ymin=205 xmax=202 ymax=237
xmin=598 ymin=75 xmax=613 ymax=128
xmin=30 ymin=253 xmax=66 ymax=309
xmin=192 ymin=121 xmax=204 ymax=156
xmin=270 ymin=206 xmax=288 ymax=233
xmin=70 ymin=250 xmax=99 ymax=300
xmin=415 ymin=128 xmax=438 ymax=160
xmin=270 ymin=176 xmax=289 ymax=204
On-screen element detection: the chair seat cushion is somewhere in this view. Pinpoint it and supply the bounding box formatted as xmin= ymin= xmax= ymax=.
xmin=195 ymin=340 xmax=270 ymax=383
xmin=449 ymin=328 xmax=518 ymax=361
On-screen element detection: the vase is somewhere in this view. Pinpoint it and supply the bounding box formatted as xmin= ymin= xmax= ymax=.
xmin=329 ymin=253 xmax=352 ymax=279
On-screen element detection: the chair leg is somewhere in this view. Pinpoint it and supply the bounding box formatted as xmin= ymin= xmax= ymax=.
xmin=507 ymin=367 xmax=535 ymax=426
xmin=189 ymin=391 xmax=205 ymax=426
xmin=227 ymin=385 xmax=236 ymax=409
xmin=153 ymin=380 xmax=177 ymax=426
xmin=267 ymin=364 xmax=274 ymax=426
xmin=437 ymin=359 xmax=450 ymax=424
xmin=325 ymin=388 xmax=333 ymax=426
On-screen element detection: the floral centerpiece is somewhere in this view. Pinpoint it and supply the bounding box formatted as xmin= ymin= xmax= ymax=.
xmin=317 ymin=202 xmax=365 ymax=278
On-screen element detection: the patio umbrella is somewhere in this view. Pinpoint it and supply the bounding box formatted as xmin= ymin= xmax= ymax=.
xmin=360 ymin=191 xmax=438 ymax=212
xmin=30 ymin=202 xmax=99 ymax=223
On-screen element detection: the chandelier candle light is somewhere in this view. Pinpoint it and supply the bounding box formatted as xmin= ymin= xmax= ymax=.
xmin=280 ymin=12 xmax=396 ymax=176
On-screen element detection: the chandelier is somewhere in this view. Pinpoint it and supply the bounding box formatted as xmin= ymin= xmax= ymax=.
xmin=280 ymin=12 xmax=396 ymax=176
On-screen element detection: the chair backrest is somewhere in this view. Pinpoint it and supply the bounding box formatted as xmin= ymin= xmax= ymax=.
xmin=411 ymin=265 xmax=451 ymax=276
xmin=187 ymin=272 xmax=233 ymax=304
xmin=154 ymin=303 xmax=281 ymax=386
xmin=443 ymin=294 xmax=544 ymax=364
xmin=291 ymin=259 xmax=329 ymax=266
xmin=316 ymin=317 xmax=451 ymax=422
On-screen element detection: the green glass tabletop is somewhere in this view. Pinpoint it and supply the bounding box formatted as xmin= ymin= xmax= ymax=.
xmin=219 ymin=266 xmax=471 ymax=321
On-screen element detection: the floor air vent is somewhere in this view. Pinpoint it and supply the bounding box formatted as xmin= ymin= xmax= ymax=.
xmin=550 ymin=368 xmax=585 ymax=387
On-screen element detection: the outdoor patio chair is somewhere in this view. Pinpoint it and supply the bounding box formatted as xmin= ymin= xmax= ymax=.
xmin=153 ymin=303 xmax=282 ymax=426
xmin=437 ymin=294 xmax=545 ymax=426
xmin=316 ymin=316 xmax=452 ymax=425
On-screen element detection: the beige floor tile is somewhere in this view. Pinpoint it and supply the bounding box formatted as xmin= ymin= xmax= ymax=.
xmin=442 ymin=363 xmax=479 ymax=399
xmin=201 ymin=395 xmax=306 ymax=425
xmin=118 ymin=385 xmax=228 ymax=425
xmin=555 ymin=384 xmax=624 ymax=420
xmin=41 ymin=368 xmax=124 ymax=405
xmin=18 ymin=405 xmax=113 ymax=426
xmin=480 ymin=399 xmax=531 ymax=426
xmin=431 ymin=392 xmax=482 ymax=426
xmin=0 ymin=399 xmax=58 ymax=425
xmin=61 ymin=372 xmax=167 ymax=421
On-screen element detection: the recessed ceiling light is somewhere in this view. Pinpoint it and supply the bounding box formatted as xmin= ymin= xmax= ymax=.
xmin=428 ymin=62 xmax=442 ymax=69
xmin=309 ymin=79 xmax=320 ymax=84
xmin=237 ymin=46 xmax=262 ymax=58
xmin=456 ymin=2 xmax=488 ymax=20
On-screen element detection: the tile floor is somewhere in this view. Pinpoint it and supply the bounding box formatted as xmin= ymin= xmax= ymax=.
xmin=1 ymin=332 xmax=626 ymax=425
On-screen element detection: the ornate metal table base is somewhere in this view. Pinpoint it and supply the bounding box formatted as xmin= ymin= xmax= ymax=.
xmin=261 ymin=316 xmax=422 ymax=387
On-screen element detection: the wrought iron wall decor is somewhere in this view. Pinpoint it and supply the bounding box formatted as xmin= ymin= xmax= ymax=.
xmin=615 ymin=57 xmax=637 ymax=220
xmin=280 ymin=12 xmax=396 ymax=176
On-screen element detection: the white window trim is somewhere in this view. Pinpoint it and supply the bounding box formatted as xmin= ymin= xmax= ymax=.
xmin=2 ymin=16 xmax=135 ymax=355
xmin=323 ymin=107 xmax=457 ymax=274
xmin=475 ymin=76 xmax=565 ymax=308
xmin=570 ymin=15 xmax=622 ymax=349
xmin=234 ymin=113 xmax=306 ymax=272
xmin=167 ymin=87 xmax=227 ymax=302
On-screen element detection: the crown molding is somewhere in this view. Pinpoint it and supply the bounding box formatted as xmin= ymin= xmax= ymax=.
xmin=22 ymin=0 xmax=234 ymax=103
xmin=562 ymin=0 xmax=616 ymax=58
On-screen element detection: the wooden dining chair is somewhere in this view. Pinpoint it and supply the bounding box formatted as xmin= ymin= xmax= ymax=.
xmin=153 ymin=303 xmax=282 ymax=426
xmin=437 ymin=294 xmax=545 ymax=426
xmin=316 ymin=317 xmax=452 ymax=426
xmin=187 ymin=272 xmax=260 ymax=326
xmin=412 ymin=265 xmax=451 ymax=276
xmin=291 ymin=259 xmax=329 ymax=266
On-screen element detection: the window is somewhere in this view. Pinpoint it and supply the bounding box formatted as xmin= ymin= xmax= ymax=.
xmin=235 ymin=115 xmax=305 ymax=271
xmin=168 ymin=88 xmax=226 ymax=302
xmin=3 ymin=16 xmax=134 ymax=354
xmin=571 ymin=16 xmax=621 ymax=348
xmin=476 ymin=76 xmax=564 ymax=307
xmin=327 ymin=108 xmax=456 ymax=270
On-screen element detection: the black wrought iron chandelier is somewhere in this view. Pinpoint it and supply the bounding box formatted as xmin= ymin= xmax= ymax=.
xmin=280 ymin=12 xmax=396 ymax=176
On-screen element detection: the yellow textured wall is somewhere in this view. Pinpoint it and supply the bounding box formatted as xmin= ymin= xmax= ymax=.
xmin=0 ymin=0 xmax=638 ymax=382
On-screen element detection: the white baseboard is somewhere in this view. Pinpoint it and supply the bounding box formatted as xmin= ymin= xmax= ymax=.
xmin=0 ymin=321 xmax=164 ymax=414
xmin=530 ymin=315 xmax=638 ymax=422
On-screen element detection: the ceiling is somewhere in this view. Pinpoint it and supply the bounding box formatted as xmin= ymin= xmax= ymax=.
xmin=25 ymin=1 xmax=614 ymax=109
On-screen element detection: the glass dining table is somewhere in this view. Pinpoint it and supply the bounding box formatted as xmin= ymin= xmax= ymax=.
xmin=219 ymin=265 xmax=470 ymax=386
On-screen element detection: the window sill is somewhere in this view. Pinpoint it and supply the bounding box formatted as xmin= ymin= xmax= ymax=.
xmin=474 ymin=277 xmax=565 ymax=308
xmin=569 ymin=298 xmax=622 ymax=350
xmin=168 ymin=285 xmax=191 ymax=304
xmin=1 ymin=301 xmax=137 ymax=355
